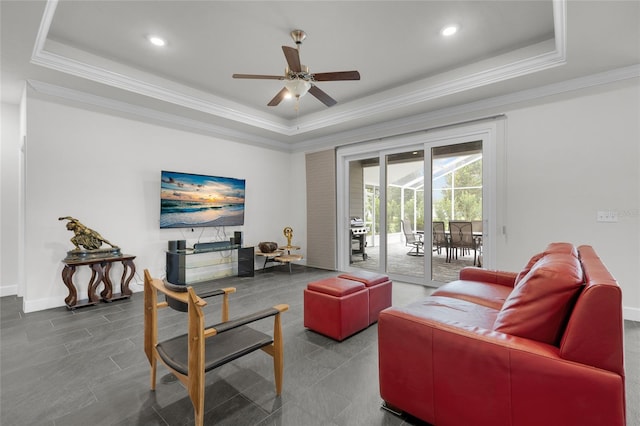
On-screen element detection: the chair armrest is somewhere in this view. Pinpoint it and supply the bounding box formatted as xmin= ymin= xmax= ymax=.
xmin=199 ymin=287 xmax=236 ymax=299
xmin=459 ymin=267 xmax=517 ymax=287
xmin=206 ymin=304 xmax=289 ymax=335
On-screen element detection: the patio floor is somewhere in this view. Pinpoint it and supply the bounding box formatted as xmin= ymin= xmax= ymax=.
xmin=348 ymin=238 xmax=479 ymax=283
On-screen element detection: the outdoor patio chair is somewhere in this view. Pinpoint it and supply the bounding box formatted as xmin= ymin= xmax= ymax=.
xmin=448 ymin=221 xmax=478 ymax=265
xmin=401 ymin=218 xmax=424 ymax=256
xmin=432 ymin=221 xmax=447 ymax=255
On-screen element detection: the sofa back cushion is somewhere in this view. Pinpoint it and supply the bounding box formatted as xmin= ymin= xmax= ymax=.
xmin=494 ymin=252 xmax=584 ymax=345
xmin=514 ymin=242 xmax=578 ymax=286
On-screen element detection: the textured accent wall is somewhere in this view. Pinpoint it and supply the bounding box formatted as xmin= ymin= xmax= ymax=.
xmin=349 ymin=161 xmax=364 ymax=220
xmin=305 ymin=149 xmax=337 ymax=270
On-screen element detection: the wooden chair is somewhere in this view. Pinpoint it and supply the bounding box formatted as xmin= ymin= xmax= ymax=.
xmin=143 ymin=270 xmax=288 ymax=426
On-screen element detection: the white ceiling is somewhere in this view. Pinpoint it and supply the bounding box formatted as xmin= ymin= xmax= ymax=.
xmin=2 ymin=1 xmax=639 ymax=150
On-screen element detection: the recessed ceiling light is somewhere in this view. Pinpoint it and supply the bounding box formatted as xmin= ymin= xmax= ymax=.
xmin=441 ymin=25 xmax=459 ymax=37
xmin=148 ymin=36 xmax=166 ymax=47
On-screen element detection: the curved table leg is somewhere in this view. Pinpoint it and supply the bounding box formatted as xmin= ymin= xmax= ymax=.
xmin=88 ymin=263 xmax=104 ymax=304
xmin=101 ymin=261 xmax=113 ymax=300
xmin=62 ymin=265 xmax=77 ymax=307
xmin=120 ymin=259 xmax=135 ymax=297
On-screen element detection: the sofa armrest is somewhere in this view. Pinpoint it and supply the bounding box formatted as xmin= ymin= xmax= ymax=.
xmin=459 ymin=267 xmax=517 ymax=287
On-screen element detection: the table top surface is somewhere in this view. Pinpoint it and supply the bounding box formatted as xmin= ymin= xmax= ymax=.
xmin=62 ymin=254 xmax=136 ymax=266
xmin=275 ymin=254 xmax=303 ymax=261
xmin=255 ymin=250 xmax=284 ymax=256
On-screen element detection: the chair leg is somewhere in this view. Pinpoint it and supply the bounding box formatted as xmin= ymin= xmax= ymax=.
xmin=150 ymin=356 xmax=157 ymax=390
xmin=273 ymin=313 xmax=284 ymax=395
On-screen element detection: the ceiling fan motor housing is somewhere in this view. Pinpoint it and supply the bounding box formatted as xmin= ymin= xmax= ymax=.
xmin=286 ymin=65 xmax=312 ymax=81
xmin=290 ymin=29 xmax=307 ymax=45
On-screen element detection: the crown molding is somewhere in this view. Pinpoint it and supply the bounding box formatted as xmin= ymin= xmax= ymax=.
xmin=27 ymin=80 xmax=292 ymax=152
xmin=292 ymin=64 xmax=640 ymax=153
xmin=294 ymin=47 xmax=565 ymax=135
xmin=296 ymin=0 xmax=567 ymax=134
xmin=32 ymin=0 xmax=568 ymax=137
xmin=28 ymin=64 xmax=639 ymax=156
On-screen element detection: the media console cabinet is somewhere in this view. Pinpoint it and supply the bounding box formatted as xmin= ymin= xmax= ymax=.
xmin=166 ymin=243 xmax=254 ymax=285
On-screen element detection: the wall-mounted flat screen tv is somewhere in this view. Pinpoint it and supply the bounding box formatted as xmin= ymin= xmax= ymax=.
xmin=160 ymin=170 xmax=245 ymax=228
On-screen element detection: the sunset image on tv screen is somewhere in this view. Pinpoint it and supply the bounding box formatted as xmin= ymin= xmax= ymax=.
xmin=160 ymin=171 xmax=245 ymax=228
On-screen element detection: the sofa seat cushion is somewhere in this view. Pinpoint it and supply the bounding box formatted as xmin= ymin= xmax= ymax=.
xmin=494 ymin=253 xmax=584 ymax=345
xmin=432 ymin=280 xmax=512 ymax=310
xmin=392 ymin=295 xmax=499 ymax=331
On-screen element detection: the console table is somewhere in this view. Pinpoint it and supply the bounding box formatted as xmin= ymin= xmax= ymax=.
xmin=166 ymin=243 xmax=254 ymax=285
xmin=61 ymin=254 xmax=136 ymax=309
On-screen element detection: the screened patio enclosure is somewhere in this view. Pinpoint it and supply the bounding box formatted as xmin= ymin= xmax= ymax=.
xmin=361 ymin=147 xmax=483 ymax=245
xmin=352 ymin=141 xmax=483 ymax=283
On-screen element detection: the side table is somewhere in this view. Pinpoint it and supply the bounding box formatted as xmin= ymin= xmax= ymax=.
xmin=61 ymin=254 xmax=136 ymax=309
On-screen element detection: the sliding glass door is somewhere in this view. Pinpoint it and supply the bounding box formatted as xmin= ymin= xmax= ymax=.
xmin=337 ymin=122 xmax=496 ymax=286
xmin=347 ymin=157 xmax=380 ymax=270
xmin=386 ymin=150 xmax=425 ymax=280
xmin=431 ymin=141 xmax=483 ymax=282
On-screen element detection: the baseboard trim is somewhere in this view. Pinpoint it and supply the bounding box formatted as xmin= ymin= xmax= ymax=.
xmin=22 ymin=281 xmax=143 ymax=313
xmin=624 ymin=307 xmax=640 ymax=322
xmin=23 ymin=296 xmax=65 ymax=313
xmin=0 ymin=285 xmax=18 ymax=297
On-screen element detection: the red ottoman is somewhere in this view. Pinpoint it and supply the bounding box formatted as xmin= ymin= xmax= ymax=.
xmin=304 ymin=277 xmax=369 ymax=341
xmin=338 ymin=270 xmax=392 ymax=325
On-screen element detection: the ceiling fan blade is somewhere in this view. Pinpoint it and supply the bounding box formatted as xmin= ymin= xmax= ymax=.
xmin=282 ymin=46 xmax=302 ymax=73
xmin=267 ymin=87 xmax=289 ymax=106
xmin=232 ymin=74 xmax=285 ymax=80
xmin=308 ymin=85 xmax=337 ymax=107
xmin=312 ymin=71 xmax=361 ymax=81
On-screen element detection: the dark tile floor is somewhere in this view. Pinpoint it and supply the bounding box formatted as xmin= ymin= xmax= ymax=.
xmin=1 ymin=265 xmax=639 ymax=426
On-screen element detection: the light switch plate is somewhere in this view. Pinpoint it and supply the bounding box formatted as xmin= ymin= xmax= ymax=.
xmin=597 ymin=210 xmax=618 ymax=222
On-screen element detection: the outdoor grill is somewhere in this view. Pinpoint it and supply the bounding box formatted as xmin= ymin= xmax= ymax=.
xmin=350 ymin=217 xmax=368 ymax=262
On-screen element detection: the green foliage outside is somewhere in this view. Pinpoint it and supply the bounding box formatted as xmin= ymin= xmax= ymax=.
xmin=364 ymin=158 xmax=481 ymax=234
xmin=433 ymin=159 xmax=482 ymax=225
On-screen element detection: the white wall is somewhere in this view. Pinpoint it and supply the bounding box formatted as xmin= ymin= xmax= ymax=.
xmin=21 ymin=93 xmax=304 ymax=312
xmin=0 ymin=102 xmax=20 ymax=296
xmin=494 ymin=80 xmax=640 ymax=319
xmin=3 ymin=78 xmax=638 ymax=319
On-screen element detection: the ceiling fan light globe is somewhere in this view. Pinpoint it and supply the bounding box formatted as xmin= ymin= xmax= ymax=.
xmin=284 ymin=79 xmax=311 ymax=98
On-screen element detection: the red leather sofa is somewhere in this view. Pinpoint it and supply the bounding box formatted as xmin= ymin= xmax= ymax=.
xmin=378 ymin=243 xmax=625 ymax=426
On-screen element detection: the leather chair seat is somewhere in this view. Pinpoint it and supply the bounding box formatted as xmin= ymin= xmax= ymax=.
xmin=157 ymin=325 xmax=273 ymax=375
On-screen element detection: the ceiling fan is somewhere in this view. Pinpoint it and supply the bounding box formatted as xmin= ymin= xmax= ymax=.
xmin=232 ymin=29 xmax=360 ymax=108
